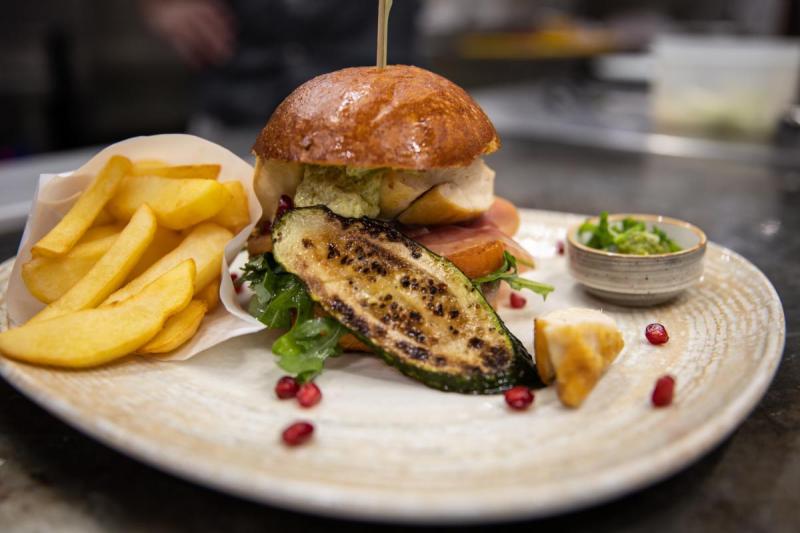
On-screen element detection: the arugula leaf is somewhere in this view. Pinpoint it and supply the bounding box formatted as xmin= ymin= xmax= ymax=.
xmin=241 ymin=253 xmax=312 ymax=328
xmin=241 ymin=253 xmax=346 ymax=382
xmin=272 ymin=317 xmax=347 ymax=382
xmin=253 ymin=276 xmax=313 ymax=329
xmin=472 ymin=251 xmax=554 ymax=299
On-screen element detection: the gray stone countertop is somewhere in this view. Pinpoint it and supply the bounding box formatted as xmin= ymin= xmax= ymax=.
xmin=0 ymin=139 xmax=797 ymax=532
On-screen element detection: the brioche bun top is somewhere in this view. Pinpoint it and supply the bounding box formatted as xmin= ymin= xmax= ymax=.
xmin=252 ymin=65 xmax=500 ymax=170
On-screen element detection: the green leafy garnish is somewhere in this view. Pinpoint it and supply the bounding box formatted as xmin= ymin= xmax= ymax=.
xmin=272 ymin=317 xmax=347 ymax=383
xmin=241 ymin=253 xmax=346 ymax=382
xmin=578 ymin=212 xmax=681 ymax=255
xmin=472 ymin=251 xmax=554 ymax=299
xmin=244 ymin=256 xmax=313 ymax=329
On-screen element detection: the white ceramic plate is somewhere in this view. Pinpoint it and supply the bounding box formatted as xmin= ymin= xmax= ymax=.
xmin=0 ymin=209 xmax=785 ymax=524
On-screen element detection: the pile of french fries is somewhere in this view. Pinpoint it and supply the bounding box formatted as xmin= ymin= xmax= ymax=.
xmin=0 ymin=155 xmax=250 ymax=367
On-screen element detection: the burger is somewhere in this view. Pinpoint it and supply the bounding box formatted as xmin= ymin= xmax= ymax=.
xmin=242 ymin=65 xmax=552 ymax=393
xmin=248 ymin=65 xmax=531 ymax=276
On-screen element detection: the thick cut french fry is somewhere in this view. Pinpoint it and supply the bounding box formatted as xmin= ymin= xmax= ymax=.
xmin=92 ymin=207 xmax=117 ymax=227
xmin=130 ymin=162 xmax=221 ymax=180
xmin=103 ymin=222 xmax=232 ymax=305
xmin=196 ymin=278 xmax=221 ymax=312
xmin=32 ymin=155 xmax=131 ymax=257
xmin=211 ymin=181 xmax=250 ymax=233
xmin=125 ymin=226 xmax=182 ymax=282
xmin=79 ymin=224 xmax=125 ymax=243
xmin=22 ymin=232 xmax=120 ymax=303
xmin=30 ymin=205 xmax=157 ymax=323
xmin=0 ymin=260 xmax=195 ymax=368
xmin=22 ymin=224 xmax=125 ymax=303
xmin=107 ymin=176 xmax=231 ymax=230
xmin=129 ymin=159 xmax=167 ymax=171
xmin=137 ymin=299 xmax=207 ymax=354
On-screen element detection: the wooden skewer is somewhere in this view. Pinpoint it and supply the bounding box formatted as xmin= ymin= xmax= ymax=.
xmin=376 ymin=0 xmax=392 ymax=68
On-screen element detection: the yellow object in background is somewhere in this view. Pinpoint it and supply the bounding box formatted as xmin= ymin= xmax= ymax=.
xmin=459 ymin=18 xmax=616 ymax=60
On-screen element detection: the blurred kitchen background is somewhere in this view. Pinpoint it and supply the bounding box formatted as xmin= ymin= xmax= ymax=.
xmin=3 ymin=0 xmax=800 ymax=155
xmin=1 ymin=0 xmax=800 ymax=240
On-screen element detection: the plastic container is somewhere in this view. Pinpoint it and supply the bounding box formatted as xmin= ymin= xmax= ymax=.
xmin=651 ymin=36 xmax=800 ymax=142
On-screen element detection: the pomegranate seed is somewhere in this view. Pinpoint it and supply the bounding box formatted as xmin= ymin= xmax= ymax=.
xmin=282 ymin=421 xmax=314 ymax=446
xmin=230 ymin=272 xmax=242 ymax=294
xmin=275 ymin=195 xmax=294 ymax=219
xmin=645 ymin=323 xmax=669 ymax=344
xmin=556 ymin=240 xmax=565 ymax=255
xmin=652 ymin=375 xmax=675 ymax=407
xmin=504 ymin=386 xmax=534 ymax=410
xmin=275 ymin=376 xmax=300 ymax=399
xmin=509 ymin=292 xmax=527 ymax=309
xmin=297 ymin=382 xmax=322 ymax=408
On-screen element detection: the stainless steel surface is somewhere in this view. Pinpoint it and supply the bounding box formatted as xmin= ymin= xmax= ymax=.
xmin=474 ymin=83 xmax=800 ymax=167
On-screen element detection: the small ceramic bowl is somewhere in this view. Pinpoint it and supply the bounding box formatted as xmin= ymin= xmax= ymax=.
xmin=567 ymin=214 xmax=707 ymax=306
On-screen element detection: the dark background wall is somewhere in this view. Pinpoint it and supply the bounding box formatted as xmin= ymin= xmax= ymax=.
xmin=1 ymin=0 xmax=796 ymax=158
xmin=0 ymin=1 xmax=190 ymax=157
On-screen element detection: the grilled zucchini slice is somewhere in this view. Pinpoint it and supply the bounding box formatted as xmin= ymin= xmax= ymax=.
xmin=271 ymin=206 xmax=538 ymax=394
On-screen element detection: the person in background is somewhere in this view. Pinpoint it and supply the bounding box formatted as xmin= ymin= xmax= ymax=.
xmin=139 ymin=0 xmax=420 ymax=151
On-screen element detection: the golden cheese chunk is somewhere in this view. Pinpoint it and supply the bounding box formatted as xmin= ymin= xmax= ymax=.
xmin=534 ymin=308 xmax=624 ymax=408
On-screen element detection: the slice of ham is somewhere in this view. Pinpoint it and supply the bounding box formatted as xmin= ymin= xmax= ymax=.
xmin=414 ymin=224 xmax=534 ymax=268
xmin=403 ymin=198 xmax=534 ymax=277
xmin=465 ymin=196 xmax=520 ymax=237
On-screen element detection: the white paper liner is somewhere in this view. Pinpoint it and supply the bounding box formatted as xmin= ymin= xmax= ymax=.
xmin=6 ymin=134 xmax=267 ymax=361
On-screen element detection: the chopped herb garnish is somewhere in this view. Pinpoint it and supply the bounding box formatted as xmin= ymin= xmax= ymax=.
xmin=472 ymin=251 xmax=554 ymax=300
xmin=579 ymin=212 xmax=681 ymax=255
